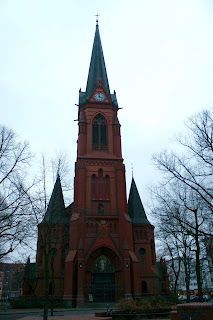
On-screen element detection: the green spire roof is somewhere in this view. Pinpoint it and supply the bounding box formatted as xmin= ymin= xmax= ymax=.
xmin=43 ymin=175 xmax=68 ymax=224
xmin=128 ymin=177 xmax=150 ymax=225
xmin=85 ymin=24 xmax=110 ymax=99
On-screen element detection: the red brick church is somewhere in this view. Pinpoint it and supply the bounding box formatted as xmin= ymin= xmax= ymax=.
xmin=24 ymin=22 xmax=169 ymax=306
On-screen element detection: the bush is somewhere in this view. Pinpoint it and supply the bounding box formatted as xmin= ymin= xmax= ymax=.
xmin=117 ymin=296 xmax=170 ymax=315
xmin=9 ymin=296 xmax=66 ymax=309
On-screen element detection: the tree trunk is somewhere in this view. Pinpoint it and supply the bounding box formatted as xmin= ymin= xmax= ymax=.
xmin=43 ymin=252 xmax=49 ymax=320
xmin=50 ymin=257 xmax=55 ymax=317
xmin=183 ymin=253 xmax=190 ymax=303
xmin=194 ymin=210 xmax=203 ymax=302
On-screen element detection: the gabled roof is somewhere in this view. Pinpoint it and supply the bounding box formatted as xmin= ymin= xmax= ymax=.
xmin=42 ymin=175 xmax=69 ymax=224
xmin=128 ymin=177 xmax=150 ymax=225
xmin=85 ymin=23 xmax=110 ymax=100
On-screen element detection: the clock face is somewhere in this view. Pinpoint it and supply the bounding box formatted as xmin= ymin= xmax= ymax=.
xmin=94 ymin=92 xmax=105 ymax=101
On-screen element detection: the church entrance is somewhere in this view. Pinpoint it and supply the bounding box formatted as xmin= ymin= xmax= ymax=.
xmin=91 ymin=255 xmax=115 ymax=302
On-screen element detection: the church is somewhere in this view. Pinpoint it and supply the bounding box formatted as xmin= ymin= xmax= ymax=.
xmin=24 ymin=21 xmax=169 ymax=306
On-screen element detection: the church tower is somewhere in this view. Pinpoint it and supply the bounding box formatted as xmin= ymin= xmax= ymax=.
xmin=62 ymin=21 xmax=166 ymax=306
xmin=24 ymin=21 xmax=169 ymax=306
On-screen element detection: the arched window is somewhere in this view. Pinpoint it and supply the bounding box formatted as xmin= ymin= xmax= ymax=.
xmin=140 ymin=230 xmax=142 ymax=240
xmin=105 ymin=175 xmax=110 ymax=199
xmin=136 ymin=230 xmax=139 ymax=240
xmin=98 ymin=169 xmax=103 ymax=198
xmin=92 ymin=114 xmax=107 ymax=150
xmin=151 ymin=240 xmax=155 ymax=265
xmin=144 ymin=230 xmax=147 ymax=240
xmin=91 ymin=223 xmax=94 ymax=234
xmin=98 ymin=204 xmax=104 ymax=215
xmin=92 ymin=174 xmax=96 ymax=199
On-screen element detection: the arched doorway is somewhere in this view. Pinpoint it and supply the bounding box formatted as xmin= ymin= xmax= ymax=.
xmin=91 ymin=255 xmax=115 ymax=302
xmin=84 ymin=246 xmax=124 ymax=302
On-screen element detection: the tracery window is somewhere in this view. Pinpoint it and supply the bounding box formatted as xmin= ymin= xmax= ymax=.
xmin=92 ymin=114 xmax=107 ymax=150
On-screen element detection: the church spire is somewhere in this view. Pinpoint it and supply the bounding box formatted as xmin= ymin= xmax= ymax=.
xmin=85 ymin=23 xmax=110 ymax=100
xmin=128 ymin=177 xmax=151 ymax=225
xmin=42 ymin=175 xmax=68 ymax=224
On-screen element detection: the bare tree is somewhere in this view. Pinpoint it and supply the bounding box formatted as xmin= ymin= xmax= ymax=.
xmin=0 ymin=125 xmax=33 ymax=260
xmin=153 ymin=110 xmax=213 ymax=220
xmin=151 ymin=110 xmax=213 ymax=302
xmin=25 ymin=154 xmax=71 ymax=320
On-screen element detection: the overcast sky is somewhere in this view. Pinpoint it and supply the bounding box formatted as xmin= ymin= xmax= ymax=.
xmin=1 ymin=0 xmax=213 ymax=214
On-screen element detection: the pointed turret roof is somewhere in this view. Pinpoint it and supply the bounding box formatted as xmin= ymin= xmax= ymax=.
xmin=79 ymin=23 xmax=118 ymax=106
xmin=128 ymin=177 xmax=150 ymax=225
xmin=43 ymin=175 xmax=68 ymax=224
xmin=85 ymin=23 xmax=110 ymax=99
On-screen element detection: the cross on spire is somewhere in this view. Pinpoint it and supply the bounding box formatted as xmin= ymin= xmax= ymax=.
xmin=131 ymin=162 xmax=134 ymax=177
xmin=95 ymin=14 xmax=100 ymax=25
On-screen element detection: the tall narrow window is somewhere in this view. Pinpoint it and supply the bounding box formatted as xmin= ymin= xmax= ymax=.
xmin=98 ymin=169 xmax=103 ymax=198
xmin=151 ymin=240 xmax=155 ymax=265
xmin=92 ymin=114 xmax=107 ymax=150
xmin=92 ymin=174 xmax=96 ymax=199
xmin=105 ymin=175 xmax=110 ymax=199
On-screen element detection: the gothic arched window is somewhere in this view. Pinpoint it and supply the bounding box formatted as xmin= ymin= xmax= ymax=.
xmin=92 ymin=114 xmax=107 ymax=150
xmin=92 ymin=174 xmax=96 ymax=199
xmin=151 ymin=239 xmax=155 ymax=265
xmin=105 ymin=175 xmax=110 ymax=199
xmin=98 ymin=169 xmax=103 ymax=198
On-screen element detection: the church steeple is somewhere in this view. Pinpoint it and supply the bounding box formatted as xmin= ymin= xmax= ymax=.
xmin=128 ymin=177 xmax=151 ymax=225
xmin=85 ymin=23 xmax=110 ymax=100
xmin=42 ymin=175 xmax=68 ymax=224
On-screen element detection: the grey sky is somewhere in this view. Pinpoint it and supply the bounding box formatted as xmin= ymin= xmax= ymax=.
xmin=1 ymin=0 xmax=213 ymax=209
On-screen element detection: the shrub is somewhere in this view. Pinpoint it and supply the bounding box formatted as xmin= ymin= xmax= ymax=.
xmin=117 ymin=295 xmax=170 ymax=315
xmin=9 ymin=296 xmax=66 ymax=309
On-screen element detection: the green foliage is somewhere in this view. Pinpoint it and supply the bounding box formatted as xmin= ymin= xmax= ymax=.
xmin=9 ymin=296 xmax=66 ymax=309
xmin=117 ymin=296 xmax=170 ymax=314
